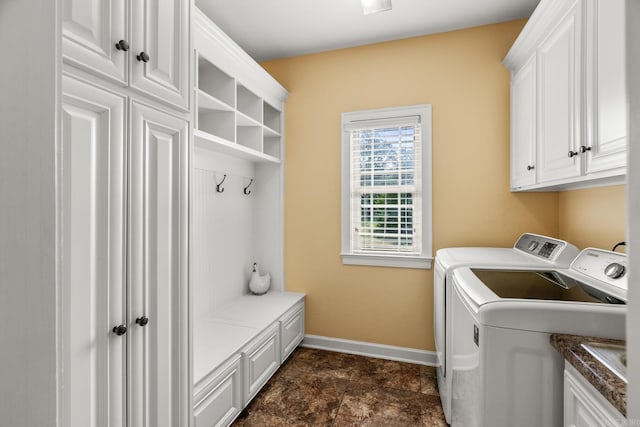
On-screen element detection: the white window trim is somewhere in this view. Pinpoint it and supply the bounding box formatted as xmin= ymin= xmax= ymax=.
xmin=341 ymin=104 xmax=433 ymax=269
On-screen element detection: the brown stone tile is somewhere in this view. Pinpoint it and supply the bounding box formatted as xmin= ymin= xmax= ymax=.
xmin=282 ymin=347 xmax=361 ymax=381
xmin=247 ymin=370 xmax=348 ymax=425
xmin=421 ymin=394 xmax=448 ymax=426
xmin=333 ymin=383 xmax=425 ymax=427
xmin=232 ymin=409 xmax=312 ymax=427
xmin=351 ymin=357 xmax=422 ymax=392
xmin=420 ymin=365 xmax=439 ymax=396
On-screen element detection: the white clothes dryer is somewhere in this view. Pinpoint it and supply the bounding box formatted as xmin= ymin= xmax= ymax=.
xmin=434 ymin=233 xmax=579 ymax=423
xmin=449 ymin=248 xmax=626 ymax=427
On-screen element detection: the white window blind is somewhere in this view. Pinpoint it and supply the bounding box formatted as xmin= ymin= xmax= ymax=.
xmin=347 ymin=116 xmax=422 ymax=255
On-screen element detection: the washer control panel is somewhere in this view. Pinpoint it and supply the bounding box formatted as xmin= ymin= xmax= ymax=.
xmin=571 ymin=248 xmax=628 ymax=291
xmin=514 ymin=233 xmax=577 ymax=263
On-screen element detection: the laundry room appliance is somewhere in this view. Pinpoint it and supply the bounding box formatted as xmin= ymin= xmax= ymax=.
xmin=449 ymin=248 xmax=627 ymax=427
xmin=434 ymin=233 xmax=579 ymax=423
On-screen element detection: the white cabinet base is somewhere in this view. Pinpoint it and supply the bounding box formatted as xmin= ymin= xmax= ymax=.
xmin=564 ymin=362 xmax=626 ymax=427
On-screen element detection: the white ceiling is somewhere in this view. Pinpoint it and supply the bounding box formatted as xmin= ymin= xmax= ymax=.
xmin=196 ymin=0 xmax=540 ymax=61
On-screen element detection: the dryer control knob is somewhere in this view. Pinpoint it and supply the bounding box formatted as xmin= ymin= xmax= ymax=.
xmin=528 ymin=241 xmax=539 ymax=251
xmin=605 ymin=262 xmax=626 ymax=279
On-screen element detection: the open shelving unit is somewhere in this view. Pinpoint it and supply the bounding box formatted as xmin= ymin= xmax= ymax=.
xmin=195 ymin=51 xmax=283 ymax=164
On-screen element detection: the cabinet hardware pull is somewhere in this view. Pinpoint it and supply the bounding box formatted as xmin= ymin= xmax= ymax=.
xmin=136 ymin=316 xmax=149 ymax=327
xmin=527 ymin=165 xmax=535 ymax=171
xmin=115 ymin=40 xmax=130 ymax=51
xmin=112 ymin=325 xmax=127 ymax=336
xmin=580 ymin=145 xmax=592 ymax=153
xmin=568 ymin=150 xmax=579 ymax=158
xmin=137 ymin=51 xmax=150 ymax=63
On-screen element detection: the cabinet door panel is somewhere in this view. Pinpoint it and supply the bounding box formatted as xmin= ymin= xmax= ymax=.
xmin=130 ymin=0 xmax=189 ymax=109
xmin=537 ymin=2 xmax=582 ymax=183
xmin=585 ymin=0 xmax=627 ymax=174
xmin=129 ymin=102 xmax=188 ymax=427
xmin=510 ymin=56 xmax=537 ymax=189
xmin=62 ymin=0 xmax=127 ymax=84
xmin=60 ymin=76 xmax=127 ymax=427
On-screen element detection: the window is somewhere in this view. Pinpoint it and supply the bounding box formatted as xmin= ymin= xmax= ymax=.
xmin=341 ymin=105 xmax=432 ymax=269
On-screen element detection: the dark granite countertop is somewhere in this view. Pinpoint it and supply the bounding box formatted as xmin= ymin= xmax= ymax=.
xmin=550 ymin=333 xmax=626 ymax=416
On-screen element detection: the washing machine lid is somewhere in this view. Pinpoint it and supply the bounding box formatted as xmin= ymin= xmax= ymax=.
xmin=469 ymin=269 xmax=622 ymax=304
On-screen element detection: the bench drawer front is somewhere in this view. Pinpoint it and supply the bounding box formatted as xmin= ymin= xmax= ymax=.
xmin=194 ymin=356 xmax=242 ymax=427
xmin=281 ymin=304 xmax=305 ymax=361
xmin=243 ymin=323 xmax=281 ymax=404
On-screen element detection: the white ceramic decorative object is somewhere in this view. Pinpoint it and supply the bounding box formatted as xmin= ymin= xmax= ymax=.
xmin=249 ymin=262 xmax=271 ymax=295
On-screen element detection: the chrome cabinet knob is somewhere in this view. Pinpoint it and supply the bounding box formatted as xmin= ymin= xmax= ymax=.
xmin=527 ymin=165 xmax=535 ymax=171
xmin=568 ymin=150 xmax=579 ymax=158
xmin=580 ymin=145 xmax=592 ymax=153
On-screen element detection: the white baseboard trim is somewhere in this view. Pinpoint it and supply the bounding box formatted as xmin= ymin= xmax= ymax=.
xmin=301 ymin=334 xmax=437 ymax=366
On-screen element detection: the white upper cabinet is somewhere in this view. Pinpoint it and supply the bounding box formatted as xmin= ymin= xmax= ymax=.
xmin=62 ymin=0 xmax=189 ymax=110
xmin=62 ymin=0 xmax=128 ymax=84
xmin=510 ymin=55 xmax=537 ymax=189
xmin=536 ymin=0 xmax=583 ymax=184
xmin=504 ymin=0 xmax=626 ymax=191
xmin=584 ymin=0 xmax=627 ymax=175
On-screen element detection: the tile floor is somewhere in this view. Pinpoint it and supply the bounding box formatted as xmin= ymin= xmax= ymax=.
xmin=232 ymin=347 xmax=447 ymax=426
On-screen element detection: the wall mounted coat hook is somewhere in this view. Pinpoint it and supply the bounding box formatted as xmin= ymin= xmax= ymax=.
xmin=243 ymin=178 xmax=254 ymax=195
xmin=216 ymin=174 xmax=227 ymax=193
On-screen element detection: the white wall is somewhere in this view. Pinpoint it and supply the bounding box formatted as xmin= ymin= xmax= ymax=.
xmin=0 ymin=0 xmax=59 ymax=425
xmin=626 ymin=0 xmax=640 ymax=422
xmin=193 ymin=149 xmax=256 ymax=316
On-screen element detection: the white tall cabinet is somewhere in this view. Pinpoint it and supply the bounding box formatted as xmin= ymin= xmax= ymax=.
xmin=0 ymin=0 xmax=190 ymax=425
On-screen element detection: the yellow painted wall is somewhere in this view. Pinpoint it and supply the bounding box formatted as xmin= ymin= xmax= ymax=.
xmin=558 ymin=186 xmax=626 ymax=250
xmin=262 ymin=20 xmax=560 ymax=351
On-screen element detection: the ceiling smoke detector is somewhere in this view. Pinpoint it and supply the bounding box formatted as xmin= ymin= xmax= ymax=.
xmin=360 ymin=0 xmax=392 ymax=15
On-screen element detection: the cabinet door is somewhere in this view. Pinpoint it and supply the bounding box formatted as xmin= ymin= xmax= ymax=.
xmin=130 ymin=0 xmax=189 ymax=109
xmin=564 ymin=364 xmax=625 ymax=427
xmin=584 ymin=0 xmax=627 ymax=174
xmin=243 ymin=324 xmax=281 ymax=405
xmin=537 ymin=0 xmax=583 ymax=184
xmin=281 ymin=305 xmax=305 ymax=361
xmin=510 ymin=56 xmax=537 ymax=190
xmin=60 ymin=75 xmax=127 ymax=427
xmin=129 ymin=102 xmax=189 ymax=427
xmin=62 ymin=0 xmax=128 ymax=84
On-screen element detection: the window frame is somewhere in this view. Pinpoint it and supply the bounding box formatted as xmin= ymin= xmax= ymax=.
xmin=341 ymin=104 xmax=433 ymax=269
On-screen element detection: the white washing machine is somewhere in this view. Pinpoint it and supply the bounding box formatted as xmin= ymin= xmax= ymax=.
xmin=434 ymin=233 xmax=578 ymax=423
xmin=450 ymin=248 xmax=627 ymax=427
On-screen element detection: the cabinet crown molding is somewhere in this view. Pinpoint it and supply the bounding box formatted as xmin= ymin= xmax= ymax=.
xmin=504 ymin=0 xmax=580 ymax=70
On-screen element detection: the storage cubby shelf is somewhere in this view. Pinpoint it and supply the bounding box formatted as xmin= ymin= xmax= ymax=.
xmin=263 ymin=125 xmax=280 ymax=138
xmin=194 ymin=129 xmax=280 ymax=164
xmin=197 ymin=89 xmax=234 ymax=112
xmin=195 ymin=42 xmax=283 ymax=163
xmin=236 ymin=111 xmax=262 ymax=128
